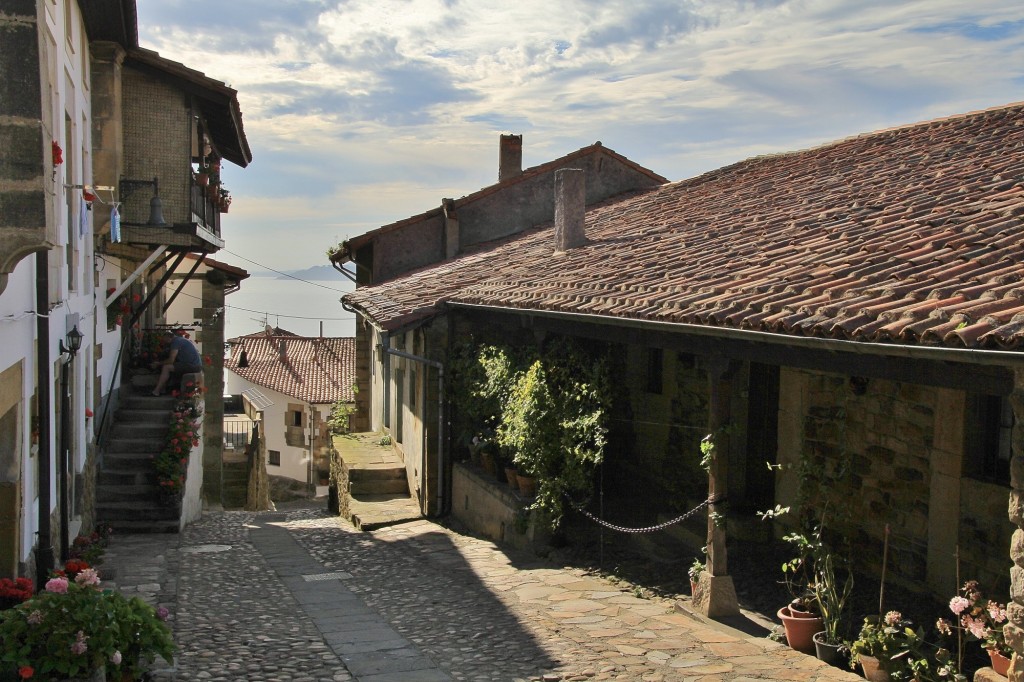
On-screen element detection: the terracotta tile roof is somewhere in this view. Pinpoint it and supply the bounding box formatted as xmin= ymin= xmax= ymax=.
xmin=344 ymin=102 xmax=1024 ymax=351
xmin=184 ymin=254 xmax=249 ymax=280
xmin=228 ymin=327 xmax=299 ymax=341
xmin=224 ymin=336 xmax=355 ymax=404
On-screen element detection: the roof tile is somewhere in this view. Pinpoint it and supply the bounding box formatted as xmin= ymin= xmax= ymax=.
xmin=344 ymin=102 xmax=1024 ymax=350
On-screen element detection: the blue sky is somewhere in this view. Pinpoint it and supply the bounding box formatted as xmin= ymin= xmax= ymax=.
xmin=136 ymin=0 xmax=1024 ymax=272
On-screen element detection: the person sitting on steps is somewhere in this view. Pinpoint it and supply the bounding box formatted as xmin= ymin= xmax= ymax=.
xmin=151 ymin=330 xmax=202 ymax=396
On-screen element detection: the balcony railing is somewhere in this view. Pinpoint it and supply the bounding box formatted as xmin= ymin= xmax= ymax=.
xmin=190 ymin=178 xmax=222 ymax=238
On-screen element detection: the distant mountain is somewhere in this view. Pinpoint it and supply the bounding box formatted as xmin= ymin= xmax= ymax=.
xmin=270 ymin=265 xmax=347 ymax=281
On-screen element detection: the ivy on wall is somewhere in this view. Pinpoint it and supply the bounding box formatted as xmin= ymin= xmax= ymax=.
xmin=450 ymin=338 xmax=612 ymax=529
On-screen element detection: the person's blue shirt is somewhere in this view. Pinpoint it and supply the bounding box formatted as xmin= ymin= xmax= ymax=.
xmin=170 ymin=335 xmax=202 ymax=367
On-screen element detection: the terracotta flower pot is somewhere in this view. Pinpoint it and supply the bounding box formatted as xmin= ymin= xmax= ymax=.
xmin=989 ymin=648 xmax=1011 ymax=677
xmin=504 ymin=466 xmax=518 ymax=487
xmin=777 ymin=606 xmax=824 ymax=654
xmin=516 ymin=474 xmax=537 ymax=496
xmin=858 ymin=654 xmax=890 ymax=681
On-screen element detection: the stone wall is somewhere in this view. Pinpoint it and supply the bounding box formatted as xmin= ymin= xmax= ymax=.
xmin=122 ymin=68 xmax=189 ymax=226
xmin=615 ymin=346 xmax=708 ymax=518
xmin=1003 ymin=367 xmax=1024 ymax=678
xmin=451 ymin=462 xmax=547 ymax=552
xmin=777 ymin=368 xmax=1013 ymax=597
xmin=0 ymin=1 xmax=49 ymax=292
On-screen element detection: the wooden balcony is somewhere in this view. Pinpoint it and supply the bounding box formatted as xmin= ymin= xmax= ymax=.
xmin=118 ymin=176 xmax=224 ymax=252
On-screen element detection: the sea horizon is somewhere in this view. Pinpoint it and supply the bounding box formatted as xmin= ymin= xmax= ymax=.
xmin=222 ymin=273 xmax=356 ymax=342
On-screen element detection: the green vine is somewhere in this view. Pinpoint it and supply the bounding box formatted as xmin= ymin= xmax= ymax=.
xmin=450 ymin=338 xmax=612 ymax=531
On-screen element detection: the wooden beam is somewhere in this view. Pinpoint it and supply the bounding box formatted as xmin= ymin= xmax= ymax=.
xmin=509 ymin=314 xmax=1015 ymax=395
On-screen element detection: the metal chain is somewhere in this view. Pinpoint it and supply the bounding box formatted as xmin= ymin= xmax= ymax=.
xmin=572 ymin=495 xmax=723 ymax=534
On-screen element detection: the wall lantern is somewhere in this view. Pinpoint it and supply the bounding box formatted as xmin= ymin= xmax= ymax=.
xmin=60 ymin=325 xmax=83 ymax=358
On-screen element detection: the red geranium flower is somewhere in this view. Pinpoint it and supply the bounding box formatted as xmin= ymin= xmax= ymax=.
xmin=19 ymin=665 xmax=33 ymax=679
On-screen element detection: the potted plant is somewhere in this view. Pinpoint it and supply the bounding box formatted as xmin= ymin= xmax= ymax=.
xmin=775 ymin=525 xmax=824 ymax=653
xmin=849 ymin=611 xmax=950 ymax=681
xmin=808 ymin=526 xmax=853 ymax=666
xmin=688 ymin=559 xmax=705 ymax=595
xmin=0 ymin=572 xmax=174 ymax=681
xmin=194 ymin=163 xmax=210 ymax=185
xmin=943 ymin=580 xmax=1012 ymax=677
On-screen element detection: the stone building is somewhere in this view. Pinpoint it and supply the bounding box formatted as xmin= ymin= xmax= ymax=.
xmin=333 ymin=105 xmax=1024 ymax=643
xmin=0 ymin=0 xmax=251 ymax=583
xmin=225 ymin=331 xmax=355 ymax=490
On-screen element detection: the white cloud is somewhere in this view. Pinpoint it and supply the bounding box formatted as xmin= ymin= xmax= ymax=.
xmin=135 ymin=0 xmax=1024 ymax=269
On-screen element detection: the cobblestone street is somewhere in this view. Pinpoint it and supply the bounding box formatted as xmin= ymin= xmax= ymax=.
xmin=103 ymin=506 xmax=862 ymax=681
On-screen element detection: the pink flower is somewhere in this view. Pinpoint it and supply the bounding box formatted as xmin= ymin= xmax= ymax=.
xmin=936 ymin=618 xmax=952 ymax=636
xmin=963 ymin=615 xmax=988 ymax=639
xmin=44 ymin=577 xmax=68 ymax=594
xmin=26 ymin=610 xmax=43 ymax=625
xmin=884 ymin=610 xmax=902 ymax=626
xmin=74 ymin=568 xmax=100 ymax=587
xmin=110 ymin=651 xmax=122 ymax=665
xmin=949 ymin=596 xmax=970 ymax=615
xmin=988 ymin=600 xmax=1007 ymax=623
xmin=156 ymin=606 xmax=169 ymax=621
xmin=70 ymin=630 xmax=88 ymax=655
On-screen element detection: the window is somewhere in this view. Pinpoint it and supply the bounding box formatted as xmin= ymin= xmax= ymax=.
xmin=965 ymin=394 xmax=1014 ymax=484
xmin=268 ymin=450 xmax=280 ymax=466
xmin=410 ymin=369 xmax=417 ymax=409
xmin=646 ymin=348 xmax=663 ymax=394
xmin=291 ymin=410 xmax=302 ymax=427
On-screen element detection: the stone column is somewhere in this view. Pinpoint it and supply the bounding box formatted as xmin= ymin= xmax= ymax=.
xmin=1006 ymin=367 xmax=1024 ymax=680
xmin=198 ymin=276 xmax=226 ymax=507
xmin=89 ymin=42 xmax=125 ymax=239
xmin=695 ymin=356 xmax=740 ymax=618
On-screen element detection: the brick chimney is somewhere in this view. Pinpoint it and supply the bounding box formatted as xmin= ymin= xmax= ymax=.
xmin=554 ymin=168 xmax=586 ymax=252
xmin=499 ymin=134 xmax=522 ymax=182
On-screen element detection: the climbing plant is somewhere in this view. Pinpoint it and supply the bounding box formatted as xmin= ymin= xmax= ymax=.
xmin=496 ymin=340 xmax=612 ymax=529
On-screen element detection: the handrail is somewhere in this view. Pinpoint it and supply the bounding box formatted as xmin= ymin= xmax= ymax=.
xmin=95 ymin=330 xmax=130 ymax=448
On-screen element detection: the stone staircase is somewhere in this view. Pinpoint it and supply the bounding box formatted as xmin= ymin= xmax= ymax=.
xmin=95 ymin=372 xmax=180 ymax=534
xmin=333 ymin=432 xmax=422 ymax=531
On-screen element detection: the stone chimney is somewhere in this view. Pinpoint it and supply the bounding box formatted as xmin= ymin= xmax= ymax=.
xmin=278 ymin=339 xmax=287 ymax=361
xmin=554 ymin=168 xmax=586 ymax=252
xmin=499 ymin=134 xmax=523 ymax=182
xmin=442 ymin=197 xmax=459 ymax=259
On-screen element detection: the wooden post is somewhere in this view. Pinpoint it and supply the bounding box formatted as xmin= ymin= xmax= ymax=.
xmin=695 ymin=356 xmax=741 ymax=618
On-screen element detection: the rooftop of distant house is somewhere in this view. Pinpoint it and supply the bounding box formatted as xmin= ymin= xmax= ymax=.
xmin=225 ymin=329 xmax=355 ymax=404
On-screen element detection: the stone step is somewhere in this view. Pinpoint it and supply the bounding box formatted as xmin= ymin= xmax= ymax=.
xmin=350 ymin=478 xmax=409 ymax=495
xmin=96 ymin=484 xmax=161 ymax=503
xmin=105 ymin=437 xmax=164 ymax=453
xmin=116 ymin=408 xmax=174 ymax=423
xmin=97 ymin=469 xmax=158 ymax=486
xmin=111 ymin=421 xmax=168 ymax=438
xmin=101 ymin=518 xmax=179 ymax=534
xmin=348 ymin=494 xmax=422 ymax=531
xmin=347 ymin=466 xmax=406 ymax=481
xmin=102 ymin=452 xmax=158 ymax=472
xmin=121 ymin=394 xmax=175 ymax=410
xmin=96 ymin=501 xmax=180 ymax=522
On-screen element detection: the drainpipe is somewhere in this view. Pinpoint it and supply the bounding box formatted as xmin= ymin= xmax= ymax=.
xmin=381 ymin=333 xmax=391 ymax=430
xmin=34 ymin=252 xmax=54 ymax=587
xmin=384 ymin=347 xmax=444 ymax=517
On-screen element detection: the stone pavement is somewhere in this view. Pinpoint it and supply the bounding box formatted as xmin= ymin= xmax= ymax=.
xmin=100 ymin=504 xmax=863 ymax=681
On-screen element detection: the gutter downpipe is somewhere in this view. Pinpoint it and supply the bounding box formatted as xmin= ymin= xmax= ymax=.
xmin=385 ymin=347 xmax=444 ymax=518
xmin=446 ymin=302 xmax=1024 ymax=369
xmin=34 ymin=252 xmax=54 ymax=587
